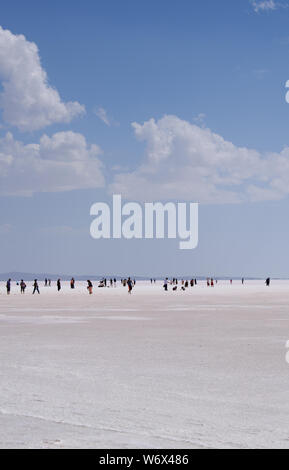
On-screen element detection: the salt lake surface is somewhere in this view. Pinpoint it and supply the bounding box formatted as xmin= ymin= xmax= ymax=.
xmin=1 ymin=280 xmax=289 ymax=449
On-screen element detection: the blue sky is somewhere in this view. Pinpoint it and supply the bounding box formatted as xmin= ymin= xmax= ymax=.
xmin=1 ymin=0 xmax=289 ymax=277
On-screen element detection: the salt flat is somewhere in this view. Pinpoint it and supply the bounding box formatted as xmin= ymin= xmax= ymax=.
xmin=1 ymin=280 xmax=289 ymax=449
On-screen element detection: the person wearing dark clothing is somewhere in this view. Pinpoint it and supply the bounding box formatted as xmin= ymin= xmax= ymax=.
xmin=33 ymin=279 xmax=40 ymax=294
xmin=20 ymin=280 xmax=26 ymax=294
xmin=265 ymin=278 xmax=271 ymax=287
xmin=6 ymin=279 xmax=11 ymax=295
xmin=57 ymin=279 xmax=61 ymax=291
xmin=70 ymin=278 xmax=75 ymax=289
xmin=87 ymin=280 xmax=93 ymax=294
xmin=127 ymin=277 xmax=133 ymax=294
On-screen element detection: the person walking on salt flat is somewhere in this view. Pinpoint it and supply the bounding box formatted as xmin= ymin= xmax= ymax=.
xmin=6 ymin=278 xmax=11 ymax=295
xmin=87 ymin=280 xmax=93 ymax=294
xmin=32 ymin=279 xmax=40 ymax=295
xmin=20 ymin=280 xmax=26 ymax=294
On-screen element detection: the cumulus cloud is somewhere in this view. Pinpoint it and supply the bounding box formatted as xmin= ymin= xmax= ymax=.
xmin=0 ymin=131 xmax=105 ymax=195
xmin=0 ymin=26 xmax=85 ymax=131
xmin=111 ymin=115 xmax=289 ymax=204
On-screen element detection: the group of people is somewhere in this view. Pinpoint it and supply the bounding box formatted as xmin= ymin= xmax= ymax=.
xmin=163 ymin=278 xmax=198 ymax=291
xmin=4 ymin=277 xmax=136 ymax=295
xmin=4 ymin=277 xmax=273 ymax=296
xmin=98 ymin=278 xmax=117 ymax=288
xmin=162 ymin=277 xmax=272 ymax=292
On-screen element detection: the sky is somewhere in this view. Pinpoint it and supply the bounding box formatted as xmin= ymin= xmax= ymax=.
xmin=1 ymin=0 xmax=289 ymax=277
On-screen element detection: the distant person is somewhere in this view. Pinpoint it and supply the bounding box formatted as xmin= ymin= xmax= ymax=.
xmin=70 ymin=278 xmax=75 ymax=289
xmin=87 ymin=280 xmax=93 ymax=294
xmin=114 ymin=278 xmax=116 ymax=287
xmin=265 ymin=278 xmax=271 ymax=287
xmin=44 ymin=278 xmax=48 ymax=287
xmin=6 ymin=279 xmax=11 ymax=295
xmin=230 ymin=280 xmax=233 ymax=285
xmin=163 ymin=278 xmax=168 ymax=291
xmin=127 ymin=277 xmax=133 ymax=294
xmin=20 ymin=280 xmax=26 ymax=294
xmin=33 ymin=279 xmax=40 ymax=294
xmin=211 ymin=279 xmax=214 ymax=287
xmin=242 ymin=278 xmax=244 ymax=285
xmin=57 ymin=279 xmax=61 ymax=291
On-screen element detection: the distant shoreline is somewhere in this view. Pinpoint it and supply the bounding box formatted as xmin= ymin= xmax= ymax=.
xmin=0 ymin=273 xmax=284 ymax=282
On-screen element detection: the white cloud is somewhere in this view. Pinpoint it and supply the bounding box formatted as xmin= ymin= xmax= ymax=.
xmin=0 ymin=131 xmax=105 ymax=195
xmin=193 ymin=113 xmax=206 ymax=127
xmin=94 ymin=107 xmax=111 ymax=126
xmin=251 ymin=0 xmax=285 ymax=12
xmin=111 ymin=115 xmax=289 ymax=204
xmin=0 ymin=26 xmax=85 ymax=131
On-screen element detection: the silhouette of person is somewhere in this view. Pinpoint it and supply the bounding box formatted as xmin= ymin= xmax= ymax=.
xmin=33 ymin=279 xmax=40 ymax=294
xmin=20 ymin=280 xmax=26 ymax=294
xmin=6 ymin=279 xmax=11 ymax=295
xmin=87 ymin=280 xmax=93 ymax=294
